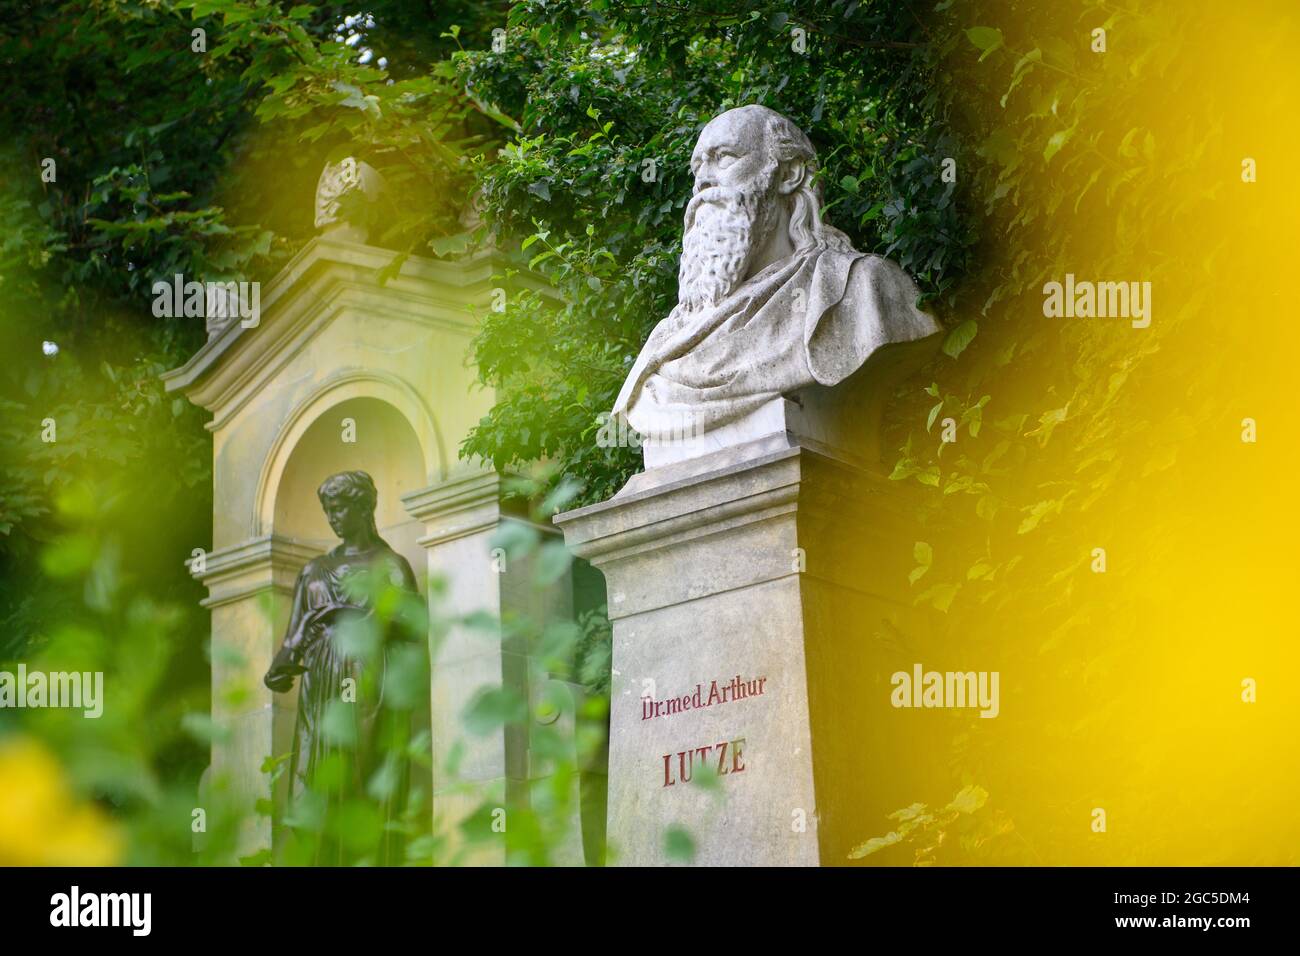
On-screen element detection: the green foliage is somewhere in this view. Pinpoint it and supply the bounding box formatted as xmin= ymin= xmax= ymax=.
xmin=849 ymin=785 xmax=1013 ymax=866
xmin=0 ymin=0 xmax=517 ymax=663
xmin=4 ymin=0 xmax=1284 ymax=866
xmin=0 ymin=0 xmax=511 ymax=589
xmin=864 ymin=0 xmax=1289 ymax=864
xmin=457 ymin=0 xmax=1284 ymax=865
xmin=0 ymin=0 xmax=512 ymax=865
xmin=663 ymin=824 xmax=696 ymax=863
xmin=458 ymin=0 xmax=976 ymax=504
xmin=0 ymin=479 xmax=214 ymax=864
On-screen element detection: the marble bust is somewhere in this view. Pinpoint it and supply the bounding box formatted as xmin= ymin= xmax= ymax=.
xmin=612 ymin=105 xmax=940 ymax=470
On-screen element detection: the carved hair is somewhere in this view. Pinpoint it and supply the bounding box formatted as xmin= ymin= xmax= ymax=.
xmin=317 ymin=470 xmax=378 ymax=517
xmin=734 ymin=104 xmax=853 ymax=253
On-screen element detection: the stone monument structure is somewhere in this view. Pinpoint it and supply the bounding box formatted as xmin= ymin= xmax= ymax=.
xmin=314 ymin=156 xmax=387 ymax=244
xmin=164 ymin=159 xmax=584 ymax=863
xmin=263 ymin=469 xmax=419 ymax=865
xmin=556 ymin=105 xmax=942 ymax=865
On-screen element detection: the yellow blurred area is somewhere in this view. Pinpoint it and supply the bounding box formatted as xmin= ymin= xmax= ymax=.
xmin=0 ymin=736 xmax=122 ymax=866
xmin=905 ymin=0 xmax=1300 ymax=864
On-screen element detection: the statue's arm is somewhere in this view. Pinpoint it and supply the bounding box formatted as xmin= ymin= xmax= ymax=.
xmin=263 ymin=565 xmax=314 ymax=692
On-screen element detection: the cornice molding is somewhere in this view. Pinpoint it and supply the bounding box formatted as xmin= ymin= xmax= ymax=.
xmin=403 ymin=468 xmax=555 ymax=549
xmin=162 ymin=238 xmax=503 ymax=413
xmin=195 ymin=534 xmax=324 ymax=608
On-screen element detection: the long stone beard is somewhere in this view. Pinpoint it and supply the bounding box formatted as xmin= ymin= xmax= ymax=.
xmin=676 ymin=182 xmax=776 ymax=314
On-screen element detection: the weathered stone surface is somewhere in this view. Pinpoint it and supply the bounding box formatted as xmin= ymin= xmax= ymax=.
xmin=556 ymin=436 xmax=929 ymax=865
xmin=557 ymin=106 xmax=945 ymax=864
xmin=612 ymin=105 xmax=939 ymax=463
xmin=164 ymin=238 xmax=587 ymax=862
xmin=314 ymin=157 xmax=386 ymax=243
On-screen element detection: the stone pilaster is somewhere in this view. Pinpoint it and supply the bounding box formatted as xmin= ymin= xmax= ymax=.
xmin=195 ymin=534 xmax=321 ymax=857
xmin=403 ymin=467 xmax=583 ymax=864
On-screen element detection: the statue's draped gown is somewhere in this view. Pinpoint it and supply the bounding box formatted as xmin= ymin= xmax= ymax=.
xmin=266 ymin=541 xmax=418 ymax=865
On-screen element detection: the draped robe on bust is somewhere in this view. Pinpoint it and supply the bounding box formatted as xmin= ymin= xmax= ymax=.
xmin=613 ymin=240 xmax=940 ymax=440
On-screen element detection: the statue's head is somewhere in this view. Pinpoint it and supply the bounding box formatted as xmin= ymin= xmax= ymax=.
xmin=679 ymin=105 xmax=845 ymax=313
xmin=317 ymin=470 xmax=379 ymax=540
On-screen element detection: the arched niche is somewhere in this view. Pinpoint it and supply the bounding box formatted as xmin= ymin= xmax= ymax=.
xmin=254 ymin=370 xmax=444 ymax=543
xmin=263 ymin=392 xmax=431 ymax=840
xmin=270 ymin=394 xmax=427 ymax=572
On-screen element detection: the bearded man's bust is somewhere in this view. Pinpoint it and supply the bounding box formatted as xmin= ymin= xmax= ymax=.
xmin=612 ymin=105 xmax=940 ymax=484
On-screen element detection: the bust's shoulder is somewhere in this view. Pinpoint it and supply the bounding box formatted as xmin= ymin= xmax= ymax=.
xmin=849 ymin=251 xmax=902 ymax=276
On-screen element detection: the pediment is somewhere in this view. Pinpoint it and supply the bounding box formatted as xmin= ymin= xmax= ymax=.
xmin=162 ymin=237 xmax=498 ymax=420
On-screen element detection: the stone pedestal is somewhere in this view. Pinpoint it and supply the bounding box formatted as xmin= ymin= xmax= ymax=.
xmin=555 ymin=434 xmax=924 ymax=865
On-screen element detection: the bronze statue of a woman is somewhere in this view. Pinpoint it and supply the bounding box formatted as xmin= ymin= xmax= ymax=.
xmin=264 ymin=470 xmax=419 ymax=865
